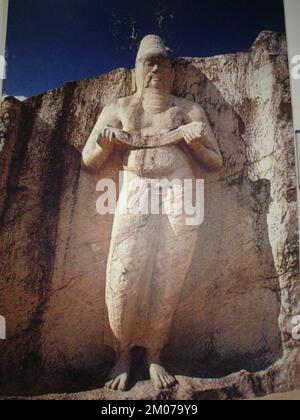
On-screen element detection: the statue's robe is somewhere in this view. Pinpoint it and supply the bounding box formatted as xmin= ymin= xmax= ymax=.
xmin=104 ymin=162 xmax=199 ymax=351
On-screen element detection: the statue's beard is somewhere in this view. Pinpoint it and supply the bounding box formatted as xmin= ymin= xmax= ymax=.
xmin=141 ymin=84 xmax=171 ymax=113
xmin=135 ymin=70 xmax=173 ymax=113
xmin=144 ymin=74 xmax=171 ymax=92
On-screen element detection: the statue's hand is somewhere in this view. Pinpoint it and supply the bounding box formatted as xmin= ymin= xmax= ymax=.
xmin=98 ymin=125 xmax=119 ymax=143
xmin=181 ymin=122 xmax=204 ymax=144
xmin=97 ymin=125 xmax=130 ymax=147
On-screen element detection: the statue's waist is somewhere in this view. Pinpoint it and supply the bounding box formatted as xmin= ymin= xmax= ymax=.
xmin=123 ymin=146 xmax=193 ymax=178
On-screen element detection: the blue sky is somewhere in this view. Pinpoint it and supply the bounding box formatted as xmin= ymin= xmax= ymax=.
xmin=3 ymin=0 xmax=285 ymax=98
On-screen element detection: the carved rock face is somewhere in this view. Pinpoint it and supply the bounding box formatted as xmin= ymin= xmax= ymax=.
xmin=134 ymin=58 xmax=175 ymax=96
xmin=0 ymin=31 xmax=299 ymax=399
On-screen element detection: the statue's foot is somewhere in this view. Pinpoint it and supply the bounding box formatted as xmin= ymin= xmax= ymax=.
xmin=105 ymin=354 xmax=131 ymax=392
xmin=149 ymin=362 xmax=178 ymax=390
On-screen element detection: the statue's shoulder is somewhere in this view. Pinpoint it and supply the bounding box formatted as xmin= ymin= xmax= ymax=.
xmin=100 ymin=96 xmax=135 ymax=118
xmin=101 ymin=98 xmax=119 ymax=113
xmin=173 ymin=95 xmax=204 ymax=114
xmin=172 ymin=95 xmax=206 ymax=120
xmin=117 ymin=94 xmax=140 ymax=109
xmin=111 ymin=94 xmax=141 ymax=117
xmin=100 ymin=95 xmax=137 ymax=112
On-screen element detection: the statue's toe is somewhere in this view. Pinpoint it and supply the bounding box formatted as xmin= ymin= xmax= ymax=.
xmin=167 ymin=374 xmax=178 ymax=387
xmin=150 ymin=363 xmax=177 ymax=390
xmin=118 ymin=374 xmax=128 ymax=391
xmin=159 ymin=373 xmax=177 ymax=389
xmin=153 ymin=376 xmax=163 ymax=390
xmin=105 ymin=379 xmax=113 ymax=389
xmin=160 ymin=375 xmax=169 ymax=389
xmin=105 ymin=356 xmax=130 ymax=392
xmin=111 ymin=377 xmax=120 ymax=391
xmin=106 ymin=374 xmax=128 ymax=391
xmin=163 ymin=374 xmax=172 ymax=388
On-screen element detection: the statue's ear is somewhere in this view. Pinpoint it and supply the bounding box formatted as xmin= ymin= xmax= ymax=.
xmin=131 ymin=69 xmax=137 ymax=94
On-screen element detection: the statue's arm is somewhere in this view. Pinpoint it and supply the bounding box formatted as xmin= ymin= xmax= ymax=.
xmin=184 ymin=103 xmax=223 ymax=171
xmin=82 ymin=102 xmax=121 ymax=172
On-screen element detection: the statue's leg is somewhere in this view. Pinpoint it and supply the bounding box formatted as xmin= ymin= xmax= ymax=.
xmin=104 ymin=348 xmax=131 ymax=391
xmin=106 ymin=211 xmax=159 ymax=350
xmin=146 ymin=184 xmax=199 ymax=389
xmin=105 ymin=174 xmax=161 ymax=390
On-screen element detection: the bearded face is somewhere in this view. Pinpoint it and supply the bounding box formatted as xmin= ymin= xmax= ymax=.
xmin=135 ymin=55 xmax=175 ymax=95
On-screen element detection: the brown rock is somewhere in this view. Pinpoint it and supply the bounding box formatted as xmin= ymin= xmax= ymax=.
xmin=0 ymin=31 xmax=299 ymax=399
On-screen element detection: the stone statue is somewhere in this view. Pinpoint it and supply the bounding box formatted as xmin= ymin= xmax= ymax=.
xmin=82 ymin=35 xmax=223 ymax=391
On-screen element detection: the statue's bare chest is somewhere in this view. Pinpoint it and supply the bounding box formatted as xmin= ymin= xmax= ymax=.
xmin=120 ymin=105 xmax=191 ymax=177
xmin=121 ymin=105 xmax=185 ymax=137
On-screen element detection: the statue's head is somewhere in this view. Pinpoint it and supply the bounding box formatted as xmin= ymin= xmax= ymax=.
xmin=134 ymin=35 xmax=175 ymax=95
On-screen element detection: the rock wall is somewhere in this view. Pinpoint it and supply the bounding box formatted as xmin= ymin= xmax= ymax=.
xmin=0 ymin=31 xmax=299 ymax=398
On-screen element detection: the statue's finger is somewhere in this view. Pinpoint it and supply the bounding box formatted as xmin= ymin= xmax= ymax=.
xmin=193 ymin=129 xmax=201 ymax=139
xmin=185 ymin=130 xmax=191 ymax=140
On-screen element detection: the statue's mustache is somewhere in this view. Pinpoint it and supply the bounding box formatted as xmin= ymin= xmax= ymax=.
xmin=145 ymin=73 xmax=161 ymax=87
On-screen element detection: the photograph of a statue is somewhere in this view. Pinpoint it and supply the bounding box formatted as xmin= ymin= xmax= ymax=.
xmin=82 ymin=34 xmax=223 ymax=391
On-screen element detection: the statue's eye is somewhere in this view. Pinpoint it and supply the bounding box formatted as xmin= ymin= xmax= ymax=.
xmin=148 ymin=59 xmax=160 ymax=67
xmin=159 ymin=59 xmax=170 ymax=68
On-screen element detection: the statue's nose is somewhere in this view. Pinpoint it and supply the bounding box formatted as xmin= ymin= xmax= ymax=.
xmin=152 ymin=64 xmax=159 ymax=72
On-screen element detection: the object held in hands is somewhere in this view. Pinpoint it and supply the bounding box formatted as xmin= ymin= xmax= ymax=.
xmin=98 ymin=121 xmax=204 ymax=149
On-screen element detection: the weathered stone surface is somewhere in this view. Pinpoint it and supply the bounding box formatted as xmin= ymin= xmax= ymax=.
xmin=2 ymin=356 xmax=300 ymax=400
xmin=0 ymin=31 xmax=299 ymax=399
xmin=83 ymin=35 xmax=225 ymax=392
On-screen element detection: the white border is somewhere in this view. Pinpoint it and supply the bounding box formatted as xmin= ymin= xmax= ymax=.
xmin=284 ymin=0 xmax=300 ymax=247
xmin=284 ymin=0 xmax=300 ymax=130
xmin=0 ymin=0 xmax=9 ymax=99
